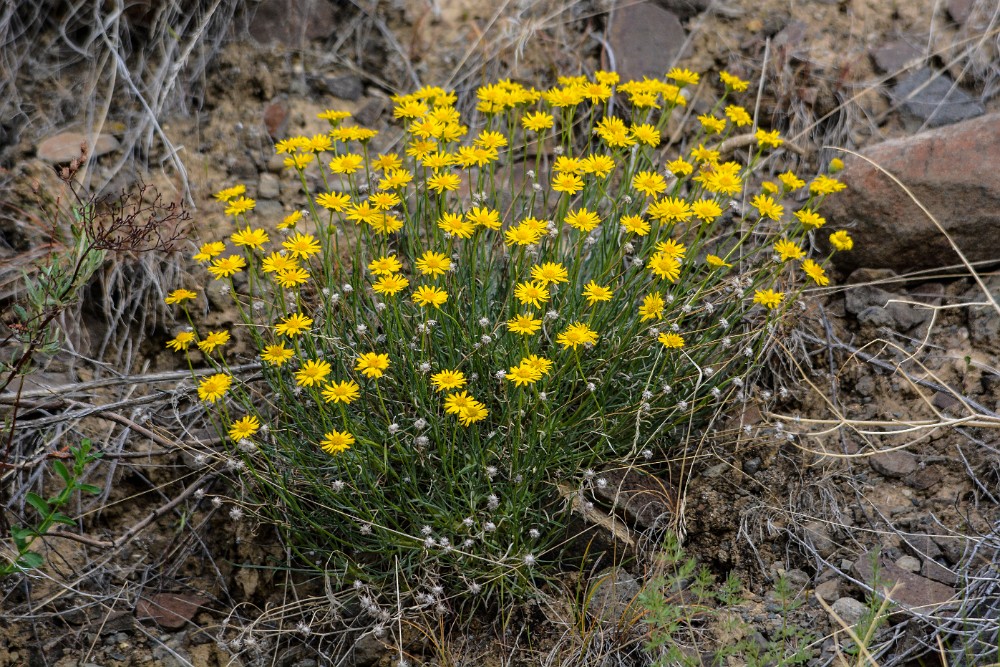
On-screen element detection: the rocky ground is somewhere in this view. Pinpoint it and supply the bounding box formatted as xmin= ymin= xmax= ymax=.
xmin=1 ymin=0 xmax=999 ymax=665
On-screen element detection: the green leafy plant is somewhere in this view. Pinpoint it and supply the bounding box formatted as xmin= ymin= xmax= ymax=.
xmin=1 ymin=177 xmax=187 ymax=537
xmin=166 ymin=69 xmax=851 ymax=602
xmin=1 ymin=439 xmax=102 ymax=575
xmin=639 ymin=534 xmax=815 ymax=667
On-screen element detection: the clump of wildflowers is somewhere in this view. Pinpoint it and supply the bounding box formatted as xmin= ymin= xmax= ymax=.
xmin=168 ymin=69 xmax=850 ymax=601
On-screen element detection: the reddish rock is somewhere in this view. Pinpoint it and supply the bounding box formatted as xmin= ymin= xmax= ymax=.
xmin=870 ymin=40 xmax=923 ymax=75
xmin=869 ymin=450 xmax=918 ymax=478
xmin=947 ymin=0 xmax=975 ymax=24
xmin=249 ymin=0 xmax=336 ymax=46
xmin=136 ymin=592 xmax=206 ymax=629
xmin=36 ymin=132 xmax=119 ymax=163
xmin=852 ymin=551 xmax=956 ymax=614
xmin=608 ymin=2 xmax=686 ymax=84
xmin=922 ymin=558 xmax=959 ymax=586
xmin=263 ymin=99 xmax=289 ymax=140
xmin=826 ymin=113 xmax=1000 ymax=273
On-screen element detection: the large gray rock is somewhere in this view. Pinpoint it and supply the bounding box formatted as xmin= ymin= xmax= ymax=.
xmin=826 ymin=113 xmax=1000 ymax=273
xmin=609 ymin=2 xmax=686 ymax=84
xmin=588 ymin=567 xmax=642 ymax=623
xmin=845 ymin=269 xmax=929 ymax=331
xmin=892 ymin=68 xmax=984 ymax=127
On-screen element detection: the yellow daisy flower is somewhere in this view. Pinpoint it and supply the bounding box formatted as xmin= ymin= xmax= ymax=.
xmin=467 ymin=206 xmax=501 ymax=230
xmin=829 ymin=230 xmax=854 ymax=251
xmin=794 ymin=208 xmax=826 ymax=230
xmin=615 ymin=214 xmax=647 ymax=237
xmin=755 ymin=129 xmax=784 ymax=149
xmin=372 ymin=273 xmax=409 ymax=296
xmin=801 ymin=259 xmax=830 ymax=286
xmin=230 ymin=226 xmax=269 ymax=251
xmin=415 ymin=250 xmax=452 ymax=276
xmin=530 ymin=262 xmax=569 ymax=285
xmin=261 ymin=252 xmax=299 ymax=274
xmin=632 ymin=171 xmax=667 ymax=197
xmin=229 ymin=415 xmax=260 ymax=441
xmin=774 ymin=239 xmax=805 ymax=262
xmin=556 ymin=322 xmax=598 ymax=350
xmin=224 ymin=197 xmax=255 ymax=217
xmin=193 ymin=241 xmax=226 ymax=263
xmin=368 ymin=254 xmax=402 ymax=276
xmin=214 ymin=184 xmax=246 ymax=202
xmin=278 ymin=211 xmax=303 ymax=230
xmin=648 ymin=252 xmax=681 ymax=282
xmin=565 ymin=208 xmax=600 ymax=233
xmin=356 ymin=352 xmax=390 ymax=379
xmin=691 ymin=199 xmax=722 ymax=223
xmin=165 ymin=289 xmax=197 ymax=305
xmin=551 ymin=172 xmax=584 ymax=194
xmin=751 ymin=194 xmax=784 ymax=221
xmin=582 ymin=281 xmax=613 ymax=305
xmin=431 ymin=369 xmax=466 ymax=392
xmin=261 ymin=344 xmax=294 ymax=366
xmin=753 ymin=289 xmax=785 ymax=310
xmin=321 ymin=380 xmax=360 ymax=404
xmin=658 ymin=332 xmax=685 ymax=349
xmin=639 ymin=292 xmax=665 ymax=321
xmin=197 ymin=330 xmax=230 ymax=353
xmin=295 ymin=359 xmax=332 ymax=387
xmin=427 ymin=171 xmax=461 ymax=193
xmin=197 ymin=373 xmax=232 ymax=403
xmin=706 ymin=254 xmax=732 ymax=269
xmin=207 ymin=255 xmax=246 ymax=279
xmin=166 ymin=331 xmax=195 ymax=351
xmin=320 ymin=430 xmax=354 ymax=455
xmin=507 ymin=313 xmax=542 ymax=336
xmin=274 ymin=267 xmax=311 ymax=289
xmin=412 ymin=285 xmax=448 ymax=308
xmin=514 ymin=280 xmax=550 ymax=309
xmin=282 ymin=233 xmax=321 ymax=259
xmin=274 ymin=313 xmax=313 ymax=337
xmin=506 ymin=363 xmax=542 ymax=387
xmin=667 ymin=67 xmax=700 ymax=86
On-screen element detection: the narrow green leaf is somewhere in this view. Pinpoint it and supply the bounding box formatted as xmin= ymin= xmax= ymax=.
xmin=52 ymin=460 xmax=71 ymax=485
xmin=50 ymin=512 xmax=76 ymax=526
xmin=17 ymin=552 xmax=44 ymax=569
xmin=77 ymin=483 xmax=102 ymax=495
xmin=10 ymin=526 xmax=33 ymax=541
xmin=25 ymin=492 xmax=51 ymax=516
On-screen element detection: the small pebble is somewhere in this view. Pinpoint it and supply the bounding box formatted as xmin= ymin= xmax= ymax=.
xmin=830 ymin=597 xmax=868 ymax=625
xmin=895 ymin=555 xmax=922 ymax=572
